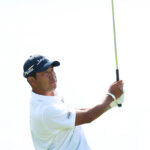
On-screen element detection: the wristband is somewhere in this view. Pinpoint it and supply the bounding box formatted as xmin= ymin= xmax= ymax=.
xmin=107 ymin=93 xmax=116 ymax=101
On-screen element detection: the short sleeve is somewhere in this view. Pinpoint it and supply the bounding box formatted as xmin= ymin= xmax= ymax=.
xmin=42 ymin=102 xmax=76 ymax=129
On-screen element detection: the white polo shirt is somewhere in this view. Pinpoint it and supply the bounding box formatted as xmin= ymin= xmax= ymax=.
xmin=30 ymin=92 xmax=91 ymax=150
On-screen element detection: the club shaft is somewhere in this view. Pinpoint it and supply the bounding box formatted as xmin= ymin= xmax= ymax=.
xmin=112 ymin=0 xmax=118 ymax=70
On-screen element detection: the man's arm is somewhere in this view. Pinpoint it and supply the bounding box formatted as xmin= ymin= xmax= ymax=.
xmin=75 ymin=80 xmax=123 ymax=126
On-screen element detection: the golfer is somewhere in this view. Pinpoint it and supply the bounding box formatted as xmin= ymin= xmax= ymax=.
xmin=23 ymin=54 xmax=124 ymax=150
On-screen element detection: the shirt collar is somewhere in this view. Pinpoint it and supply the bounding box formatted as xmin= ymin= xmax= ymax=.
xmin=31 ymin=91 xmax=63 ymax=103
xmin=31 ymin=91 xmax=57 ymax=100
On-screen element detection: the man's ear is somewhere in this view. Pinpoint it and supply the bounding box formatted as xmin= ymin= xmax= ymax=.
xmin=27 ymin=76 xmax=36 ymax=87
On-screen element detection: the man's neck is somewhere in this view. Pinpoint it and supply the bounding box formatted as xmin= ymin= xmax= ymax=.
xmin=32 ymin=89 xmax=55 ymax=96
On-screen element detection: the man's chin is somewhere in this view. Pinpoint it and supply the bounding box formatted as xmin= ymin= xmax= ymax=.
xmin=50 ymin=84 xmax=57 ymax=91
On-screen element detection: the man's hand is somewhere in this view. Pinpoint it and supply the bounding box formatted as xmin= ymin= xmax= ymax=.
xmin=108 ymin=80 xmax=124 ymax=99
xmin=108 ymin=80 xmax=124 ymax=108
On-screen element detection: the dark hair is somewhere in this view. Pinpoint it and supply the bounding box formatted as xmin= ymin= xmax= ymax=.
xmin=29 ymin=72 xmax=36 ymax=79
xmin=27 ymin=72 xmax=36 ymax=87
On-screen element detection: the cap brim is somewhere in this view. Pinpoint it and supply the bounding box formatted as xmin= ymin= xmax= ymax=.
xmin=37 ymin=61 xmax=60 ymax=72
xmin=51 ymin=61 xmax=60 ymax=67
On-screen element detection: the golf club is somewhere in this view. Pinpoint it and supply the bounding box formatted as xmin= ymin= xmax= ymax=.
xmin=111 ymin=0 xmax=122 ymax=107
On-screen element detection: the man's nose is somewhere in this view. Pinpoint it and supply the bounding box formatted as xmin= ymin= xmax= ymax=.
xmin=48 ymin=71 xmax=55 ymax=77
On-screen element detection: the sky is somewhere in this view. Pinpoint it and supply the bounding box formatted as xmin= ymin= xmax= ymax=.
xmin=0 ymin=0 xmax=150 ymax=150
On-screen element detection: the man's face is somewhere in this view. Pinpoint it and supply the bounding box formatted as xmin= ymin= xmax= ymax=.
xmin=32 ymin=66 xmax=57 ymax=92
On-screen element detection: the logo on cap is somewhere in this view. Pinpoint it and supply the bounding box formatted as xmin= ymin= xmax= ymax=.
xmin=24 ymin=65 xmax=34 ymax=76
xmin=37 ymin=58 xmax=45 ymax=65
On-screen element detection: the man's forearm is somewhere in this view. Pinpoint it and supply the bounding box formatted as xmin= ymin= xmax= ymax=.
xmin=75 ymin=95 xmax=113 ymax=126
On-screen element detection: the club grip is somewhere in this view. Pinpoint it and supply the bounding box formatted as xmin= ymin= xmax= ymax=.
xmin=116 ymin=69 xmax=122 ymax=107
xmin=116 ymin=69 xmax=119 ymax=81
